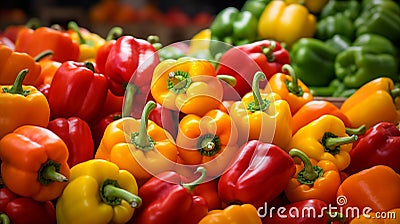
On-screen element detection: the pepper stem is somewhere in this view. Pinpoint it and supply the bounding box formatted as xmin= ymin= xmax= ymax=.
xmin=106 ymin=26 xmax=123 ymax=41
xmin=247 ymin=72 xmax=269 ymax=112
xmin=101 ymin=179 xmax=142 ymax=208
xmin=84 ymin=61 xmax=95 ymax=72
xmin=262 ymin=41 xmax=276 ymax=62
xmin=282 ymin=64 xmax=303 ymax=96
xmin=0 ymin=213 xmax=10 ymax=224
xmin=345 ymin=124 xmax=366 ymax=135
xmin=68 ymin=21 xmax=86 ymax=45
xmin=217 ymin=75 xmax=236 ymax=87
xmin=167 ymin=71 xmax=191 ymax=94
xmin=34 ymin=50 xmax=54 ymax=62
xmin=3 ymin=69 xmax=30 ymax=97
xmin=327 ymin=212 xmax=346 ymax=224
xmin=181 ymin=167 xmax=207 ymax=193
xmin=323 ymin=132 xmax=358 ymax=154
xmin=130 ymin=101 xmax=156 ymax=151
xmin=39 ymin=160 xmax=68 ymax=185
xmin=147 ymin=35 xmax=162 ymax=50
xmin=289 ymin=149 xmax=323 ymax=185
xmin=390 ymin=88 xmax=400 ymax=98
xmin=122 ymin=83 xmax=138 ymax=117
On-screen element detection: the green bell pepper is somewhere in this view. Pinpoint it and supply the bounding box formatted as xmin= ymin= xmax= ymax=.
xmin=158 ymin=45 xmax=186 ymax=61
xmin=241 ymin=0 xmax=271 ymax=20
xmin=354 ymin=0 xmax=400 ymax=43
xmin=334 ymin=46 xmax=399 ymax=88
xmin=290 ymin=38 xmax=339 ymax=87
xmin=319 ymin=0 xmax=361 ymax=20
xmin=309 ymin=79 xmax=345 ymax=97
xmin=325 ymin=35 xmax=351 ymax=53
xmin=353 ymin=33 xmax=398 ymax=56
xmin=316 ymin=13 xmax=355 ymax=41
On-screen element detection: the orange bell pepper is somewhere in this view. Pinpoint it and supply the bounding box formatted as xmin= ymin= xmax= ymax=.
xmin=198 ymin=204 xmax=262 ymax=224
xmin=230 ymin=71 xmax=292 ymax=150
xmin=268 ymin=64 xmax=313 ymax=114
xmin=349 ymin=208 xmax=400 ymax=224
xmin=0 ymin=125 xmax=70 ymax=201
xmin=95 ymin=101 xmax=178 ymax=180
xmin=292 ymin=100 xmax=352 ymax=134
xmin=35 ymin=58 xmax=61 ymax=87
xmin=337 ymin=165 xmax=400 ymax=221
xmin=0 ymin=69 xmax=50 ymax=139
xmin=285 ymin=148 xmax=341 ymax=205
xmin=340 ymin=77 xmax=400 ymax=130
xmin=176 ymin=109 xmax=238 ymax=177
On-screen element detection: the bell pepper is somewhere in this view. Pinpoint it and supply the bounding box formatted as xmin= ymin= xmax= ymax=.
xmin=258 ymin=0 xmax=316 ymax=48
xmin=56 ymin=159 xmax=142 ymax=224
xmin=325 ymin=34 xmax=351 ymax=53
xmin=292 ymin=100 xmax=352 ymax=135
xmin=0 ymin=69 xmax=50 ymax=139
xmin=268 ymin=64 xmax=313 ymax=114
xmin=0 ymin=34 xmax=14 ymax=49
xmin=320 ymin=0 xmax=361 ymax=20
xmin=148 ymin=101 xmax=179 ymax=138
xmin=176 ymin=108 xmax=238 ymax=177
xmin=0 ymin=125 xmax=70 ymax=201
xmin=151 ymin=57 xmax=224 ymax=116
xmin=47 ymin=117 xmax=94 ymax=167
xmin=345 ymin=122 xmax=400 ymax=175
xmin=103 ymin=35 xmax=160 ymax=96
xmin=334 ymin=46 xmax=398 ymax=89
xmin=2 ymin=18 xmax=40 ymax=43
xmin=349 ymin=208 xmax=400 ymax=224
xmin=352 ymin=33 xmax=398 ymax=56
xmin=218 ymin=140 xmax=295 ymax=208
xmin=340 ymin=77 xmax=400 ymax=130
xmin=337 ymin=165 xmax=400 ymax=220
xmin=285 ymin=149 xmax=341 ymax=205
xmin=14 ymin=26 xmax=79 ymax=62
xmin=316 ymin=13 xmax=355 ymax=41
xmin=354 ymin=0 xmax=400 ymax=43
xmin=230 ymin=72 xmax=292 ymax=150
xmin=91 ymin=112 xmax=122 ymax=150
xmin=95 ymin=101 xmax=178 ymax=180
xmin=285 ymin=0 xmax=328 ymax=14
xmin=199 ymin=204 xmax=262 ymax=224
xmin=216 ymin=39 xmax=290 ymax=98
xmin=47 ymin=61 xmax=108 ymax=124
xmin=288 ymin=114 xmax=358 ymax=171
xmin=92 ymin=89 xmax=124 ymax=125
xmin=34 ymin=58 xmax=61 ymax=87
xmin=130 ymin=167 xmax=208 ymax=224
xmin=193 ymin=179 xmax=222 ymax=211
xmin=290 ymin=38 xmax=339 ymax=87
xmin=0 ymin=186 xmax=56 ymax=224
xmin=241 ymin=0 xmax=270 ymax=19
xmin=94 ymin=26 xmax=123 ymax=74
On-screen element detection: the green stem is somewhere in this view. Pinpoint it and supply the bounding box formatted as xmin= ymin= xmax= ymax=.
xmin=34 ymin=50 xmax=53 ymax=62
xmin=197 ymin=134 xmax=221 ymax=157
xmin=147 ymin=35 xmax=162 ymax=50
xmin=101 ymin=179 xmax=142 ymax=208
xmin=181 ymin=167 xmax=207 ymax=193
xmin=0 ymin=214 xmax=10 ymax=224
xmin=130 ymin=101 xmax=156 ymax=151
xmin=289 ymin=149 xmax=323 ymax=185
xmin=327 ymin=212 xmax=346 ymax=224
xmin=390 ymin=88 xmax=400 ymax=98
xmin=3 ymin=69 xmax=30 ymax=96
xmin=122 ymin=83 xmax=138 ymax=117
xmin=262 ymin=41 xmax=276 ymax=62
xmin=282 ymin=64 xmax=303 ymax=96
xmin=39 ymin=160 xmax=68 ymax=185
xmin=84 ymin=61 xmax=95 ymax=72
xmin=322 ymin=133 xmax=358 ymax=155
xmin=345 ymin=124 xmax=366 ymax=135
xmin=25 ymin=18 xmax=41 ymax=29
xmin=217 ymin=75 xmax=236 ymax=87
xmin=168 ymin=71 xmax=191 ymax=94
xmin=68 ymin=21 xmax=86 ymax=45
xmin=106 ymin=26 xmax=123 ymax=41
xmin=247 ymin=72 xmax=269 ymax=112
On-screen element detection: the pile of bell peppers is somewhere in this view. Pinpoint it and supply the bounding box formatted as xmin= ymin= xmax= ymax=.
xmin=0 ymin=0 xmax=400 ymax=222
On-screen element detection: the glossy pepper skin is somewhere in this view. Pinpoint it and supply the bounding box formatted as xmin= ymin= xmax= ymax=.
xmin=290 ymin=38 xmax=339 ymax=87
xmin=193 ymin=179 xmax=222 ymax=211
xmin=218 ymin=140 xmax=295 ymax=208
xmin=334 ymin=46 xmax=398 ymax=89
xmin=0 ymin=125 xmax=70 ymax=201
xmin=47 ymin=117 xmax=94 ymax=168
xmin=199 ymin=204 xmax=262 ymax=224
xmin=47 ymin=61 xmax=108 ymax=124
xmin=216 ymin=40 xmax=290 ymax=98
xmin=349 ymin=208 xmax=400 ymax=224
xmin=345 ymin=122 xmax=400 ymax=175
xmin=340 ymin=77 xmax=400 ymax=130
xmin=316 ymin=13 xmax=355 ymax=41
xmin=95 ymin=101 xmax=178 ymax=180
xmin=353 ymin=33 xmax=398 ymax=57
xmin=241 ymin=0 xmax=270 ymax=19
xmin=0 ymin=186 xmax=56 ymax=224
xmin=288 ymin=115 xmax=358 ymax=171
xmin=56 ymin=159 xmax=142 ymax=224
xmin=285 ymin=149 xmax=341 ymax=205
xmin=230 ymin=72 xmax=292 ymax=150
xmin=320 ymin=0 xmax=361 ymax=20
xmin=35 ymin=58 xmax=61 ymax=87
xmin=91 ymin=112 xmax=122 ymax=149
xmin=337 ymin=165 xmax=400 ymax=220
xmin=151 ymin=57 xmax=224 ymax=116
xmin=258 ymin=0 xmax=316 ymax=48
xmin=0 ymin=69 xmax=50 ymax=139
xmin=268 ymin=64 xmax=313 ymax=115
xmin=94 ymin=27 xmax=123 ymax=74
xmin=292 ymin=100 xmax=352 ymax=135
xmin=14 ymin=27 xmax=79 ymax=62
xmin=130 ymin=167 xmax=208 ymax=224
xmin=104 ymin=35 xmax=160 ymax=97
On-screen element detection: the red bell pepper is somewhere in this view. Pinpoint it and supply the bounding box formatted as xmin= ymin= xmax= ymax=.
xmin=218 ymin=140 xmax=296 ymax=208
xmin=103 ymin=35 xmax=160 ymax=97
xmin=129 ymin=167 xmax=208 ymax=224
xmin=0 ymin=186 xmax=56 ymax=224
xmin=193 ymin=179 xmax=222 ymax=211
xmin=344 ymin=122 xmax=400 ymax=175
xmin=47 ymin=117 xmax=94 ymax=167
xmin=148 ymin=102 xmax=179 ymax=138
xmin=90 ymin=111 xmax=122 ymax=149
xmin=94 ymin=27 xmax=123 ymax=74
xmin=216 ymin=40 xmax=290 ymax=99
xmin=47 ymin=61 xmax=108 ymax=123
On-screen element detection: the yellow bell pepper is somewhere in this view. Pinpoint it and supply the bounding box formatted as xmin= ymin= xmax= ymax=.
xmin=258 ymin=0 xmax=316 ymax=48
xmin=56 ymin=159 xmax=141 ymax=224
xmin=288 ymin=114 xmax=358 ymax=171
xmin=198 ymin=204 xmax=262 ymax=224
xmin=230 ymin=72 xmax=292 ymax=150
xmin=285 ymin=0 xmax=328 ymax=14
xmin=188 ymin=28 xmax=211 ymax=55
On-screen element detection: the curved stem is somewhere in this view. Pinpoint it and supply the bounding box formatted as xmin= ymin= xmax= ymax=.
xmin=34 ymin=50 xmax=53 ymax=62
xmin=282 ymin=64 xmax=302 ymax=96
xmin=68 ymin=21 xmax=86 ymax=45
xmin=247 ymin=72 xmax=269 ymax=112
xmin=345 ymin=124 xmax=366 ymax=135
xmin=130 ymin=101 xmax=156 ymax=151
xmin=262 ymin=41 xmax=276 ymax=62
xmin=0 ymin=213 xmax=10 ymax=224
xmin=289 ymin=149 xmax=319 ymax=181
xmin=217 ymin=75 xmax=236 ymax=87
xmin=325 ymin=134 xmax=358 ymax=149
xmin=4 ymin=69 xmax=30 ymax=96
xmin=106 ymin=26 xmax=123 ymax=41
xmin=122 ymin=83 xmax=138 ymax=117
xmin=25 ymin=17 xmax=41 ymax=29
xmin=103 ymin=184 xmax=142 ymax=208
xmin=181 ymin=167 xmax=207 ymax=193
xmin=43 ymin=165 xmax=68 ymax=183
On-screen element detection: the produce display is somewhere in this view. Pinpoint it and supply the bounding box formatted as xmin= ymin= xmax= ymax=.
xmin=0 ymin=0 xmax=399 ymax=223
